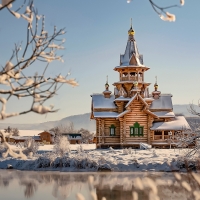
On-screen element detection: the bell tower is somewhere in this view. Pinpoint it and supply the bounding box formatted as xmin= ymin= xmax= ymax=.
xmin=113 ymin=19 xmax=150 ymax=98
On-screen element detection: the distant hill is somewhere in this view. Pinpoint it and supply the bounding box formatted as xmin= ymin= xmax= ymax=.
xmin=173 ymin=104 xmax=200 ymax=117
xmin=0 ymin=113 xmax=96 ymax=132
xmin=0 ymin=104 xmax=200 ymax=131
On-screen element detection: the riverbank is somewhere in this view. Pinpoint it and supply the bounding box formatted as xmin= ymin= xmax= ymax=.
xmin=0 ymin=145 xmax=196 ymax=172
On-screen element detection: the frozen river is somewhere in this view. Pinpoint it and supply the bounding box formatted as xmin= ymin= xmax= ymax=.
xmin=0 ymin=170 xmax=199 ymax=200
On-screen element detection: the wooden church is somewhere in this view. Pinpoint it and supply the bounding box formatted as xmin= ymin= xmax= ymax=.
xmin=90 ymin=22 xmax=190 ymax=148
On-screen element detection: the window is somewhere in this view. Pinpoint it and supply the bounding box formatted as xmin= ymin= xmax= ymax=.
xmin=130 ymin=122 xmax=144 ymax=137
xmin=110 ymin=124 xmax=116 ymax=136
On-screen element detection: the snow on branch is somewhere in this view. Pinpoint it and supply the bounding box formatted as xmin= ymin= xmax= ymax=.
xmin=148 ymin=0 xmax=185 ymax=21
xmin=127 ymin=0 xmax=185 ymax=22
xmin=0 ymin=0 xmax=78 ymax=120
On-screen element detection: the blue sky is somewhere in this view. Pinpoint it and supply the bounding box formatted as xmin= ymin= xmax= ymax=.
xmin=0 ymin=0 xmax=200 ymax=124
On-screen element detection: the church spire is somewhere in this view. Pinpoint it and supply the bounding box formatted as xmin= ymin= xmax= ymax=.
xmin=128 ymin=18 xmax=135 ymax=36
xmin=120 ymin=19 xmax=143 ymax=66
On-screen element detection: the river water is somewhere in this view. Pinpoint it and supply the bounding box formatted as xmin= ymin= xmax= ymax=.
xmin=0 ymin=170 xmax=199 ymax=200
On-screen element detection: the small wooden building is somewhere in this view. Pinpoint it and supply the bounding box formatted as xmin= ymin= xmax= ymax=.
xmin=62 ymin=133 xmax=82 ymax=144
xmin=38 ymin=131 xmax=55 ymax=144
xmin=5 ymin=136 xmax=41 ymax=143
xmin=90 ymin=23 xmax=191 ymax=148
xmin=4 ymin=131 xmax=54 ymax=144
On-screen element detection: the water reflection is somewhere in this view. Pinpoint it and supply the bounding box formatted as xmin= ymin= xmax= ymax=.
xmin=0 ymin=170 xmax=199 ymax=200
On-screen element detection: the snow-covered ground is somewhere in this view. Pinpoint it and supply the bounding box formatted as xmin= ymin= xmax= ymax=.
xmin=0 ymin=144 xmax=193 ymax=172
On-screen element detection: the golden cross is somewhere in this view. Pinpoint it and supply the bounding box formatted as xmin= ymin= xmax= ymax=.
xmin=155 ymin=76 xmax=157 ymax=84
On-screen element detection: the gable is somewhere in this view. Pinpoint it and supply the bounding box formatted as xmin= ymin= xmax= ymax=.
xmin=129 ymin=54 xmax=137 ymax=65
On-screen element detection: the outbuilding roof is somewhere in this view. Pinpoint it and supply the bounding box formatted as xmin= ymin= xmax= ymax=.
xmin=150 ymin=116 xmax=191 ymax=131
xmin=9 ymin=136 xmax=41 ymax=140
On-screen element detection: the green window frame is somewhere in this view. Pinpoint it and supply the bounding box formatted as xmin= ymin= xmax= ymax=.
xmin=130 ymin=122 xmax=144 ymax=137
xmin=109 ymin=124 xmax=116 ymax=136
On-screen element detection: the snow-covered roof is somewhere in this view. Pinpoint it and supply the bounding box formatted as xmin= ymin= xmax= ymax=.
xmin=150 ymin=116 xmax=191 ymax=131
xmin=91 ymin=94 xmax=116 ymax=109
xmin=114 ymin=96 xmax=131 ymax=101
xmin=152 ymin=111 xmax=175 ymax=118
xmin=68 ymin=136 xmax=82 ymax=140
xmin=93 ymin=112 xmax=119 ymax=118
xmin=120 ymin=37 xmax=143 ymax=66
xmin=144 ymin=97 xmax=154 ymax=101
xmin=9 ymin=136 xmax=41 ymax=140
xmin=117 ymin=110 xmax=131 ymax=118
xmin=38 ymin=131 xmax=55 ymax=136
xmin=150 ymin=94 xmax=173 ymax=110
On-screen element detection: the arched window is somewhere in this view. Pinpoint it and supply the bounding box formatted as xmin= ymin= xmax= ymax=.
xmin=130 ymin=72 xmax=137 ymax=77
xmin=122 ymin=72 xmax=128 ymax=77
xmin=130 ymin=122 xmax=144 ymax=137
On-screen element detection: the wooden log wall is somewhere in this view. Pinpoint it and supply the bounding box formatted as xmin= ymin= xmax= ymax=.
xmin=115 ymin=102 xmax=124 ymax=113
xmin=125 ymin=99 xmax=148 ymax=143
xmin=147 ymin=116 xmax=154 ymax=144
xmin=104 ymin=118 xmax=120 ymax=144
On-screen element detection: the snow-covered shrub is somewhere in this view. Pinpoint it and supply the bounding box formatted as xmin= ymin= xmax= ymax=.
xmin=77 ymin=145 xmax=84 ymax=153
xmin=23 ymin=137 xmax=39 ymax=156
xmin=36 ymin=152 xmax=56 ymax=168
xmin=36 ymin=156 xmax=51 ymax=168
xmin=53 ymin=135 xmax=70 ymax=157
xmin=73 ymin=153 xmax=98 ymax=169
xmin=109 ymin=147 xmax=114 ymax=153
xmin=152 ymin=150 xmax=158 ymax=157
xmin=123 ymin=148 xmax=132 ymax=155
xmin=62 ymin=156 xmax=71 ymax=167
xmin=98 ymin=155 xmax=106 ymax=165
xmin=79 ymin=128 xmax=94 ymax=144
xmin=128 ymin=147 xmax=132 ymax=154
xmin=0 ymin=143 xmax=6 ymax=157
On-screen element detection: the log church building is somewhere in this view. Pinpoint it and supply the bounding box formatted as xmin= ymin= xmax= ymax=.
xmin=90 ymin=21 xmax=190 ymax=148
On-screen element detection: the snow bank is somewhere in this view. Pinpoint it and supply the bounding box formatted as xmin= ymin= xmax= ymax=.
xmin=0 ymin=146 xmax=193 ymax=172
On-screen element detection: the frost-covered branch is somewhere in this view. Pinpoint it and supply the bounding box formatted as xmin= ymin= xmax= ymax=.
xmin=188 ymin=103 xmax=200 ymax=117
xmin=0 ymin=0 xmax=78 ymax=120
xmin=127 ymin=0 xmax=185 ymax=22
xmin=175 ymin=127 xmax=200 ymax=158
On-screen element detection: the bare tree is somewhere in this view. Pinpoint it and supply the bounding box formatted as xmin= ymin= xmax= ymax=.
xmin=0 ymin=0 xmax=78 ymax=159
xmin=65 ymin=122 xmax=75 ymax=133
xmin=0 ymin=0 xmax=78 ymax=121
xmin=79 ymin=128 xmax=94 ymax=144
xmin=188 ymin=103 xmax=200 ymax=117
xmin=50 ymin=122 xmax=76 ymax=135
xmin=4 ymin=126 xmax=12 ymax=134
xmin=53 ymin=135 xmax=70 ymax=157
xmin=23 ymin=137 xmax=38 ymax=156
xmin=12 ymin=128 xmax=19 ymax=136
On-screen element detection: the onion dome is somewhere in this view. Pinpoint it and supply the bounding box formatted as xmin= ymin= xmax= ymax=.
xmin=105 ymin=82 xmax=109 ymax=90
xmin=103 ymin=76 xmax=112 ymax=98
xmin=152 ymin=76 xmax=161 ymax=99
xmin=128 ymin=18 xmax=135 ymax=36
xmin=128 ymin=26 xmax=135 ymax=36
